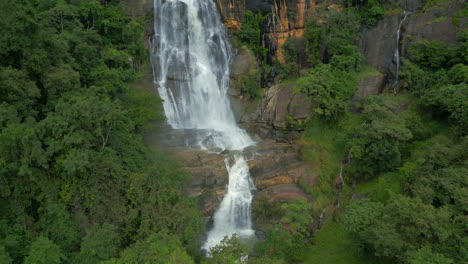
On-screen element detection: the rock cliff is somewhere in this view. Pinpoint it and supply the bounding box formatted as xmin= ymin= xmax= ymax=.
xmin=216 ymin=0 xmax=316 ymax=61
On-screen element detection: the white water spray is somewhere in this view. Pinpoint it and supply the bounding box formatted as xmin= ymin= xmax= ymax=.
xmin=152 ymin=0 xmax=255 ymax=252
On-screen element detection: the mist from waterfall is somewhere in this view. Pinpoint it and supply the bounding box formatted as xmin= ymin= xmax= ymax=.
xmin=151 ymin=0 xmax=255 ymax=252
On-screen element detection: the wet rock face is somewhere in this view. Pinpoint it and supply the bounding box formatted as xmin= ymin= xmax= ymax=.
xmin=395 ymin=0 xmax=423 ymax=12
xmin=214 ymin=0 xmax=245 ymax=30
xmin=356 ymin=0 xmax=463 ymax=88
xmin=229 ymin=46 xmax=260 ymax=122
xmin=357 ymin=14 xmax=400 ymax=79
xmin=169 ymin=139 xmax=315 ymax=219
xmin=401 ymin=0 xmax=466 ymax=57
xmin=246 ymin=0 xmax=274 ymax=13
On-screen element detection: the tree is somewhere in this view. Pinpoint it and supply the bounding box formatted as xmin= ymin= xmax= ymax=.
xmin=0 ymin=67 xmax=40 ymax=115
xmin=73 ymin=224 xmax=120 ymax=264
xmin=24 ymin=236 xmax=65 ymax=264
xmin=344 ymin=196 xmax=454 ymax=262
xmin=205 ymin=235 xmax=249 ymax=264
xmin=0 ymin=245 xmax=12 ymax=264
xmin=298 ymin=64 xmax=357 ymax=123
xmin=104 ymin=233 xmax=194 ymax=264
xmin=343 ymin=200 xmax=384 ymax=234
xmin=281 ymin=198 xmax=313 ymax=235
xmin=408 ymin=247 xmax=454 ymax=264
xmin=349 ymin=96 xmax=413 ymax=178
xmin=409 ymin=40 xmax=450 ymax=70
xmin=39 ymin=203 xmax=80 ymax=255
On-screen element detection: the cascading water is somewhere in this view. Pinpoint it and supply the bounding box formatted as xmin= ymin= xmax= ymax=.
xmin=151 ymin=0 xmax=256 ymax=252
xmin=392 ymin=11 xmax=411 ymax=93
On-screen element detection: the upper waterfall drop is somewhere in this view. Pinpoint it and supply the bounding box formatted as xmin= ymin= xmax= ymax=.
xmin=151 ymin=0 xmax=253 ymax=151
xmin=151 ymin=0 xmax=256 ymax=252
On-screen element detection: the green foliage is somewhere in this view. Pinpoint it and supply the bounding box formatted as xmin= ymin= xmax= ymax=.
xmin=298 ymin=64 xmax=357 ymax=122
xmin=24 ymin=236 xmax=65 ymax=264
xmin=330 ymin=45 xmax=364 ymax=72
xmin=280 ymin=198 xmax=313 ymax=234
xmin=304 ymin=221 xmax=379 ymax=264
xmin=104 ymin=233 xmax=194 ymax=264
xmin=126 ymin=159 xmax=204 ymax=255
xmin=320 ymin=10 xmax=360 ymax=57
xmin=254 ymin=198 xmax=314 ymax=262
xmin=278 ymin=39 xmax=300 ymax=79
xmin=38 ymin=203 xmax=80 ymax=255
xmin=304 ymin=20 xmax=323 ymax=65
xmin=0 ymin=0 xmax=203 ymax=263
xmin=205 ymin=235 xmax=249 ymax=264
xmin=357 ymin=0 xmax=385 ymax=27
xmin=252 ymin=198 xmax=284 ymax=225
xmin=401 ymin=37 xmax=468 ymax=135
xmin=237 ymin=68 xmax=262 ymax=99
xmin=448 ymin=63 xmax=468 ymax=83
xmin=425 ymin=83 xmax=468 ymax=134
xmin=0 ymin=245 xmax=12 ymax=264
xmin=73 ymin=224 xmax=120 ymax=264
xmin=236 ymin=11 xmax=268 ymax=60
xmin=255 ymin=225 xmax=307 ymax=262
xmin=408 ymin=40 xmax=451 ymax=70
xmin=408 ymin=247 xmax=454 ymax=264
xmin=344 ymin=196 xmax=455 ymax=262
xmin=247 ymin=256 xmax=286 ymax=264
xmin=343 ymin=200 xmax=384 ymax=234
xmin=348 ymin=96 xmax=415 ymax=179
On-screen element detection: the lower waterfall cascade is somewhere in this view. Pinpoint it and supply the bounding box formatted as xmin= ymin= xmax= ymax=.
xmin=151 ymin=0 xmax=256 ymax=252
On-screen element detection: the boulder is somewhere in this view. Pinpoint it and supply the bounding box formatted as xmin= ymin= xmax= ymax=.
xmin=231 ymin=46 xmax=258 ymax=79
xmin=240 ymin=83 xmax=312 ymax=137
xmin=355 ymin=72 xmax=386 ymax=98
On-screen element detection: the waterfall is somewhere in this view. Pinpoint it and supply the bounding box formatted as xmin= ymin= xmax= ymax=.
xmin=392 ymin=11 xmax=411 ymax=93
xmin=151 ymin=0 xmax=256 ymax=252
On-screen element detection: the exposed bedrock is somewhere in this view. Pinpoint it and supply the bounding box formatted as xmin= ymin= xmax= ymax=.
xmin=170 ymin=139 xmax=315 ymax=218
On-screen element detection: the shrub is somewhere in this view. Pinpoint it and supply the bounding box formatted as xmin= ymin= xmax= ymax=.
xmin=409 ymin=40 xmax=450 ymax=70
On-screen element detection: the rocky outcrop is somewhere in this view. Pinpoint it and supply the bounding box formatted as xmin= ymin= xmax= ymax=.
xmin=357 ymin=0 xmax=465 ymax=87
xmin=262 ymin=0 xmax=316 ymax=62
xmin=163 ymin=139 xmax=315 ymax=218
xmin=216 ymin=0 xmax=316 ymax=61
xmin=401 ymin=0 xmax=466 ymax=57
xmin=239 ymin=83 xmax=312 ymax=138
xmin=122 ymin=0 xmax=153 ymax=17
xmin=395 ymin=0 xmax=423 ymax=12
xmin=255 ymin=183 xmax=309 ymax=203
xmin=215 ymin=0 xmax=245 ymax=30
xmin=357 ymin=14 xmax=400 ymax=79
xmin=354 ymin=72 xmax=386 ymax=99
xmin=229 ymin=46 xmax=260 ymax=122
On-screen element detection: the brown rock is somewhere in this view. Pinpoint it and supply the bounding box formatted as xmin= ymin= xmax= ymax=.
xmin=255 ymin=183 xmax=309 ymax=203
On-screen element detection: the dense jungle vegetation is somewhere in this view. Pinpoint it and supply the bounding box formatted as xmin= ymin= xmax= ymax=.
xmin=0 ymin=1 xmax=204 ymax=263
xmin=0 ymin=0 xmax=466 ymax=264
xmin=232 ymin=1 xmax=467 ymax=264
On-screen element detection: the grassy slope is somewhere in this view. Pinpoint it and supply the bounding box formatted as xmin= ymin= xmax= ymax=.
xmin=304 ymin=221 xmax=380 ymax=264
